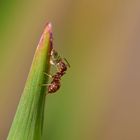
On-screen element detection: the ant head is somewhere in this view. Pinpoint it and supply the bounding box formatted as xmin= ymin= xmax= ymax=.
xmin=51 ymin=49 xmax=59 ymax=58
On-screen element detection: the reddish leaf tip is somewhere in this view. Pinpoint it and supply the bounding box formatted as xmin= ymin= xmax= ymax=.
xmin=37 ymin=22 xmax=53 ymax=49
xmin=45 ymin=22 xmax=52 ymax=34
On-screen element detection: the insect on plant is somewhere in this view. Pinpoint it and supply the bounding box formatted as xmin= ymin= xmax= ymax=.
xmin=44 ymin=49 xmax=70 ymax=94
xmin=43 ymin=27 xmax=70 ymax=94
xmin=48 ymin=49 xmax=70 ymax=93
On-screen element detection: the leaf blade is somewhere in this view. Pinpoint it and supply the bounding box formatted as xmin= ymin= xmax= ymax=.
xmin=7 ymin=23 xmax=52 ymax=140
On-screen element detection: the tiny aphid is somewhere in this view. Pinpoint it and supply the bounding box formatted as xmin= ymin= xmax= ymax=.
xmin=46 ymin=49 xmax=70 ymax=94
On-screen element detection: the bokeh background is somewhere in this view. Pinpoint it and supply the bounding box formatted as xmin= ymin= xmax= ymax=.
xmin=1 ymin=0 xmax=140 ymax=140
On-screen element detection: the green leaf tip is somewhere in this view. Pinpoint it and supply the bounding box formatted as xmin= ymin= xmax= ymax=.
xmin=7 ymin=23 xmax=52 ymax=140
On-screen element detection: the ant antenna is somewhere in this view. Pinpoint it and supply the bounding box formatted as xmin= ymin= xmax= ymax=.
xmin=63 ymin=58 xmax=70 ymax=68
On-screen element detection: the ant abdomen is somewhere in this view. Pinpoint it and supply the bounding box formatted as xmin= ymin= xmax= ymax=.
xmin=48 ymin=81 xmax=60 ymax=93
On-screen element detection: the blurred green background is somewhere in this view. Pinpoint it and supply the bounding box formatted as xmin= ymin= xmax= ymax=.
xmin=1 ymin=0 xmax=140 ymax=140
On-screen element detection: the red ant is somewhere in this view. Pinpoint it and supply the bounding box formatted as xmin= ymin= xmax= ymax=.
xmin=43 ymin=49 xmax=70 ymax=94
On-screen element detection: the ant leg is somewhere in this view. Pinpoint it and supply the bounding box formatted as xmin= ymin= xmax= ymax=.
xmin=63 ymin=58 xmax=70 ymax=67
xmin=44 ymin=72 xmax=53 ymax=78
xmin=50 ymin=59 xmax=55 ymax=66
xmin=42 ymin=84 xmax=51 ymax=86
xmin=50 ymin=59 xmax=59 ymax=70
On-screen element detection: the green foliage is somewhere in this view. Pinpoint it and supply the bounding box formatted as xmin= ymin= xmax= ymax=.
xmin=7 ymin=24 xmax=52 ymax=140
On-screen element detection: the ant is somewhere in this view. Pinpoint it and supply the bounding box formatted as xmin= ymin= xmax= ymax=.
xmin=43 ymin=49 xmax=70 ymax=94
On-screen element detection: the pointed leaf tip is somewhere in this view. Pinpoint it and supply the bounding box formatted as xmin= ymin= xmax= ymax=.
xmin=45 ymin=22 xmax=52 ymax=34
xmin=37 ymin=22 xmax=53 ymax=49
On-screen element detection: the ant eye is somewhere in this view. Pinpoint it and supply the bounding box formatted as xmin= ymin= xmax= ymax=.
xmin=51 ymin=49 xmax=58 ymax=58
xmin=54 ymin=51 xmax=58 ymax=57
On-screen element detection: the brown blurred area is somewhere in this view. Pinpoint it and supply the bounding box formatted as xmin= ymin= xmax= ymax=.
xmin=0 ymin=0 xmax=140 ymax=140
